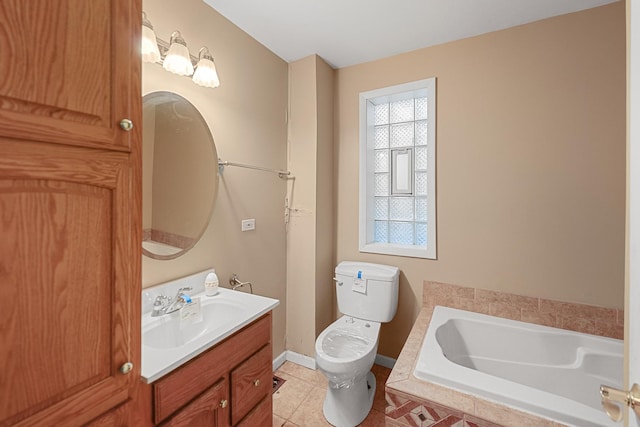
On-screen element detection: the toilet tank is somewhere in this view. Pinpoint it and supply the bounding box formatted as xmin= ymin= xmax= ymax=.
xmin=335 ymin=261 xmax=400 ymax=323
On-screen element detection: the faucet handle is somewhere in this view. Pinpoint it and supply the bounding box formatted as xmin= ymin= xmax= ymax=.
xmin=174 ymin=286 xmax=192 ymax=298
xmin=174 ymin=287 xmax=193 ymax=304
xmin=153 ymin=295 xmax=169 ymax=304
xmin=151 ymin=295 xmax=169 ymax=317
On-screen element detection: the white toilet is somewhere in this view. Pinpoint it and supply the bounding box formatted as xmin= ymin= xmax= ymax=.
xmin=315 ymin=261 xmax=399 ymax=427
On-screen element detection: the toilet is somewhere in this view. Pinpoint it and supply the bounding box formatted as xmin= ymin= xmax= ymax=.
xmin=315 ymin=261 xmax=399 ymax=427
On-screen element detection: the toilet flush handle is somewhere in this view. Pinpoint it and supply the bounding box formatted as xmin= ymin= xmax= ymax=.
xmin=333 ymin=277 xmax=343 ymax=286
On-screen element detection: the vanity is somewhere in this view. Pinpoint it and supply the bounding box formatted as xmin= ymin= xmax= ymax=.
xmin=136 ymin=270 xmax=279 ymax=426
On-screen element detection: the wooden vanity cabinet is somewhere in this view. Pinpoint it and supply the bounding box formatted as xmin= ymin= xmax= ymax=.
xmin=0 ymin=1 xmax=141 ymax=426
xmin=148 ymin=312 xmax=273 ymax=427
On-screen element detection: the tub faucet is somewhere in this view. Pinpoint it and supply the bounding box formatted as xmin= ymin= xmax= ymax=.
xmin=151 ymin=287 xmax=193 ymax=317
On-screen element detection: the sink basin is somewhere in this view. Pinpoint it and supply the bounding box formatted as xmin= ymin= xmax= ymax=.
xmin=141 ymin=285 xmax=279 ymax=383
xmin=143 ymin=299 xmax=244 ymax=349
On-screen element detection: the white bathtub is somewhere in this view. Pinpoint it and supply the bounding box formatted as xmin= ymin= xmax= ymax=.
xmin=414 ymin=306 xmax=623 ymax=427
xmin=142 ymin=240 xmax=182 ymax=256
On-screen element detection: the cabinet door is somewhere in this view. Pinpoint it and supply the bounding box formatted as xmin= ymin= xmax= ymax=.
xmin=0 ymin=139 xmax=140 ymax=426
xmin=236 ymin=395 xmax=272 ymax=427
xmin=0 ymin=0 xmax=138 ymax=151
xmin=160 ymin=379 xmax=230 ymax=427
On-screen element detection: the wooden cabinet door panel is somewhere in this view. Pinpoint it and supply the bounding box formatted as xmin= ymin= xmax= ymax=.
xmin=230 ymin=345 xmax=272 ymax=424
xmin=0 ymin=0 xmax=138 ymax=151
xmin=235 ymin=395 xmax=272 ymax=427
xmin=0 ymin=139 xmax=138 ymax=427
xmin=160 ymin=379 xmax=230 ymax=427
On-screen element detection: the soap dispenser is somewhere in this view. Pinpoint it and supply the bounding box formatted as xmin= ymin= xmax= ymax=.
xmin=205 ymin=270 xmax=219 ymax=296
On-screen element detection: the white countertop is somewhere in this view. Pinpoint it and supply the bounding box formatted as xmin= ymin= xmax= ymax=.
xmin=141 ymin=286 xmax=279 ymax=383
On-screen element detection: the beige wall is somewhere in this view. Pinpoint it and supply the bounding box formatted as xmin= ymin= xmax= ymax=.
xmin=287 ymin=56 xmax=318 ymax=356
xmin=286 ymin=55 xmax=335 ymax=357
xmin=314 ymin=58 xmax=336 ymax=337
xmin=142 ymin=0 xmax=288 ymax=358
xmin=335 ymin=3 xmax=626 ymax=358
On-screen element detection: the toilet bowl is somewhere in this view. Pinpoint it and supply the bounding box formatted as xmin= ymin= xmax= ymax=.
xmin=315 ymin=316 xmax=380 ymax=427
xmin=314 ymin=261 xmax=399 ymax=427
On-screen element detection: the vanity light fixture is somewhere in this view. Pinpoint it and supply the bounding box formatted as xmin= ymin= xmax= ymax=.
xmin=141 ymin=12 xmax=221 ymax=88
xmin=193 ymin=47 xmax=220 ymax=88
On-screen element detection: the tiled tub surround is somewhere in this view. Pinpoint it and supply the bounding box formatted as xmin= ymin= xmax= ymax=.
xmin=385 ymin=281 xmax=624 ymax=427
xmin=142 ymin=228 xmax=194 ymax=250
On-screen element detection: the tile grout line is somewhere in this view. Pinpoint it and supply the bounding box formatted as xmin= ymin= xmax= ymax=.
xmin=286 ymin=384 xmax=318 ymax=425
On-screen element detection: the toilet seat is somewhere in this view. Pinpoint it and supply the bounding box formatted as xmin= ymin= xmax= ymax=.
xmin=315 ymin=316 xmax=380 ymax=364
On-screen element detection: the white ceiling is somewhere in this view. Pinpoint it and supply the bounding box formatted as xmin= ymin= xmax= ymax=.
xmin=202 ymin=0 xmax=617 ymax=69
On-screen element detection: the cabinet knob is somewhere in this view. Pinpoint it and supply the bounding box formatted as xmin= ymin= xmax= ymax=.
xmin=119 ymin=362 xmax=133 ymax=375
xmin=119 ymin=119 xmax=134 ymax=131
xmin=220 ymin=399 xmax=228 ymax=408
xmin=253 ymin=379 xmax=260 ymax=387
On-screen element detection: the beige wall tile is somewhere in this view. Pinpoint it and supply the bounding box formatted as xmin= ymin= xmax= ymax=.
xmin=457 ymin=298 xmax=491 ymax=315
xmin=539 ymin=299 xmax=566 ymax=314
xmin=560 ymin=316 xmax=596 ymax=335
xmin=521 ymin=309 xmax=556 ymax=327
xmin=559 ymin=302 xmax=617 ymax=322
xmin=473 ymin=399 xmax=554 ymax=427
xmin=594 ymin=319 xmax=624 ymax=340
xmin=475 ymin=289 xmax=538 ymax=311
xmin=489 ymin=303 xmax=521 ymax=321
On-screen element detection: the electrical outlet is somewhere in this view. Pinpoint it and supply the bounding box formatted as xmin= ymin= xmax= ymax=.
xmin=241 ymin=219 xmax=256 ymax=232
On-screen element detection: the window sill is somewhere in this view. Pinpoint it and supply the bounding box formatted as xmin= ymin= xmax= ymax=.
xmin=359 ymin=242 xmax=436 ymax=259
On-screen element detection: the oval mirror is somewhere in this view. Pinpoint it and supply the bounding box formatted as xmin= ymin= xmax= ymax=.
xmin=142 ymin=91 xmax=218 ymax=260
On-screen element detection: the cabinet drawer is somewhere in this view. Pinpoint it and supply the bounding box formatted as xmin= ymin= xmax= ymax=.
xmin=231 ymin=345 xmax=272 ymax=424
xmin=160 ymin=378 xmax=229 ymax=427
xmin=236 ymin=394 xmax=272 ymax=427
xmin=154 ymin=313 xmax=271 ymax=423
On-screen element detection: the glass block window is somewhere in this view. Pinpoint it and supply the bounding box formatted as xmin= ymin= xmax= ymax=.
xmin=359 ymin=78 xmax=437 ymax=259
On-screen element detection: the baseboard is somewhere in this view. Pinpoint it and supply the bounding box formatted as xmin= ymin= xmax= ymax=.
xmin=273 ymin=351 xmax=395 ymax=371
xmin=273 ymin=351 xmax=287 ymax=371
xmin=285 ymin=350 xmax=316 ymax=370
xmin=374 ymin=354 xmax=396 ymax=369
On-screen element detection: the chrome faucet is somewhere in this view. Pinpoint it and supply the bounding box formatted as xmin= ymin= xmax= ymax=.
xmin=151 ymin=287 xmax=193 ymax=317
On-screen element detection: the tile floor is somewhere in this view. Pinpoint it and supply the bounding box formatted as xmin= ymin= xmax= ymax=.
xmin=272 ymin=362 xmax=390 ymax=427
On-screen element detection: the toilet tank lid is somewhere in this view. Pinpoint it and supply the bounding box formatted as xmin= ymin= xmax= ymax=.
xmin=335 ymin=261 xmax=399 ymax=282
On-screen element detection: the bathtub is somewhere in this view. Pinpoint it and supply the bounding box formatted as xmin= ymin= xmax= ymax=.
xmin=414 ymin=306 xmax=623 ymax=427
xmin=142 ymin=240 xmax=182 ymax=256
